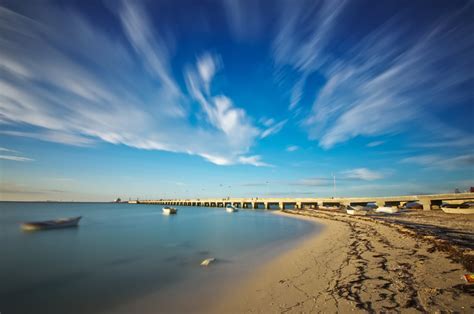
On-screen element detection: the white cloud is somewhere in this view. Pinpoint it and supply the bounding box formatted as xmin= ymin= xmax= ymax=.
xmin=401 ymin=154 xmax=474 ymax=170
xmin=341 ymin=168 xmax=384 ymax=181
xmin=366 ymin=141 xmax=385 ymax=148
xmin=260 ymin=119 xmax=287 ymax=139
xmin=286 ymin=145 xmax=299 ymax=152
xmin=222 ymin=0 xmax=264 ymax=41
xmin=238 ymin=155 xmax=272 ymax=167
xmin=0 ymin=147 xmax=17 ymax=153
xmin=0 ymin=155 xmax=34 ymax=162
xmin=0 ymin=3 xmax=265 ymax=167
xmin=272 ymin=3 xmax=474 ymax=149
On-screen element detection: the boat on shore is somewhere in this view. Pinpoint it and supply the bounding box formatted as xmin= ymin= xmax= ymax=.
xmin=441 ymin=202 xmax=474 ymax=214
xmin=226 ymin=204 xmax=238 ymax=212
xmin=346 ymin=206 xmax=369 ymax=216
xmin=21 ymin=216 xmax=82 ymax=231
xmin=162 ymin=207 xmax=178 ymax=215
xmin=319 ymin=205 xmax=340 ymax=210
xmin=376 ymin=206 xmax=399 ymax=214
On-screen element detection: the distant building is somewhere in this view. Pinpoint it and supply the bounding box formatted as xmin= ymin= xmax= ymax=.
xmin=471 ymin=187 xmax=474 ymax=193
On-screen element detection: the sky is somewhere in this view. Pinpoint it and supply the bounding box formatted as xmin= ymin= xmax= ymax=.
xmin=0 ymin=0 xmax=473 ymax=201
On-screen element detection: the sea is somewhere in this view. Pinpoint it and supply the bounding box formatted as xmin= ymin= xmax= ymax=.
xmin=0 ymin=202 xmax=320 ymax=313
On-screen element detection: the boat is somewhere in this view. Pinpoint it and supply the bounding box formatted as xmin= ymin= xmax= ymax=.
xmin=346 ymin=209 xmax=368 ymax=216
xmin=201 ymin=257 xmax=216 ymax=266
xmin=346 ymin=205 xmax=369 ymax=216
xmin=376 ymin=206 xmax=399 ymax=214
xmin=226 ymin=204 xmax=238 ymax=212
xmin=21 ymin=216 xmax=82 ymax=231
xmin=441 ymin=202 xmax=474 ymax=214
xmin=162 ymin=207 xmax=178 ymax=215
xmin=319 ymin=205 xmax=340 ymax=210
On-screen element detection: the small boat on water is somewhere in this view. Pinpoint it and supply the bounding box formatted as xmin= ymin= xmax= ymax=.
xmin=162 ymin=207 xmax=178 ymax=215
xmin=441 ymin=202 xmax=474 ymax=214
xmin=376 ymin=206 xmax=399 ymax=214
xmin=21 ymin=216 xmax=82 ymax=231
xmin=226 ymin=204 xmax=238 ymax=212
xmin=201 ymin=257 xmax=216 ymax=266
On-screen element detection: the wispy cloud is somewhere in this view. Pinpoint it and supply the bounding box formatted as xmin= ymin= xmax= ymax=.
xmin=272 ymin=3 xmax=473 ymax=150
xmin=401 ymin=154 xmax=474 ymax=170
xmin=260 ymin=119 xmax=287 ymax=139
xmin=366 ymin=141 xmax=385 ymax=148
xmin=238 ymin=155 xmax=272 ymax=167
xmin=0 ymin=147 xmax=17 ymax=153
xmin=286 ymin=145 xmax=299 ymax=152
xmin=221 ymin=0 xmax=264 ymax=41
xmin=0 ymin=3 xmax=265 ymax=167
xmin=341 ymin=168 xmax=384 ymax=181
xmin=0 ymin=155 xmax=34 ymax=162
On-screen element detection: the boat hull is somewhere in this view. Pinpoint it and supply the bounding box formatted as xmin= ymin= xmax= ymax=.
xmin=226 ymin=206 xmax=238 ymax=212
xmin=442 ymin=207 xmax=474 ymax=214
xmin=376 ymin=207 xmax=399 ymax=214
xmin=346 ymin=209 xmax=368 ymax=216
xmin=162 ymin=207 xmax=177 ymax=215
xmin=21 ymin=216 xmax=82 ymax=231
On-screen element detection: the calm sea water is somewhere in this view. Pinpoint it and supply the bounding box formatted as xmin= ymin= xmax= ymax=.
xmin=0 ymin=202 xmax=319 ymax=313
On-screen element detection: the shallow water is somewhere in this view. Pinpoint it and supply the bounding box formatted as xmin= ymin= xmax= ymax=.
xmin=0 ymin=202 xmax=319 ymax=313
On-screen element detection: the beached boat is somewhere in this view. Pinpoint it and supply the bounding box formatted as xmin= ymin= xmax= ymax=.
xmin=441 ymin=202 xmax=474 ymax=214
xmin=226 ymin=204 xmax=238 ymax=212
xmin=346 ymin=206 xmax=369 ymax=216
xmin=376 ymin=206 xmax=399 ymax=214
xmin=319 ymin=205 xmax=340 ymax=210
xmin=162 ymin=207 xmax=178 ymax=215
xmin=21 ymin=216 xmax=82 ymax=231
xmin=346 ymin=209 xmax=368 ymax=216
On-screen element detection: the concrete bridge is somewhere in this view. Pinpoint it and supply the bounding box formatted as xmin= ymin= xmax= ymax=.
xmin=133 ymin=192 xmax=473 ymax=211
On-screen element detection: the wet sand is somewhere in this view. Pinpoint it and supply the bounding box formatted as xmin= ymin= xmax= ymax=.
xmin=212 ymin=209 xmax=474 ymax=313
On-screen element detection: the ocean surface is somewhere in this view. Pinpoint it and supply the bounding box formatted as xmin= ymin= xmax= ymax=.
xmin=0 ymin=202 xmax=319 ymax=313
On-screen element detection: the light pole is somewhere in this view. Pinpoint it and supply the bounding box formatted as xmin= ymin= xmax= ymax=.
xmin=332 ymin=173 xmax=337 ymax=198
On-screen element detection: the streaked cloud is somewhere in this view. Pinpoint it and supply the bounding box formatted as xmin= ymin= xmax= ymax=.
xmin=401 ymin=154 xmax=474 ymax=170
xmin=272 ymin=2 xmax=473 ymax=150
xmin=286 ymin=145 xmax=299 ymax=152
xmin=0 ymin=2 xmax=264 ymax=167
xmin=0 ymin=147 xmax=17 ymax=153
xmin=260 ymin=119 xmax=287 ymax=139
xmin=366 ymin=141 xmax=384 ymax=148
xmin=341 ymin=168 xmax=384 ymax=181
xmin=0 ymin=155 xmax=34 ymax=162
xmin=238 ymin=155 xmax=272 ymax=167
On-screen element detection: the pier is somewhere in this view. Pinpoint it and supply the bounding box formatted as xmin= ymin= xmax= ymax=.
xmin=133 ymin=192 xmax=473 ymax=211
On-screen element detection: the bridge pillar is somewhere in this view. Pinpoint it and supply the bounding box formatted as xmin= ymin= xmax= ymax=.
xmin=419 ymin=198 xmax=432 ymax=211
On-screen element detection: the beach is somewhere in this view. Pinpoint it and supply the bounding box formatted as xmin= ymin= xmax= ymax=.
xmin=212 ymin=209 xmax=474 ymax=313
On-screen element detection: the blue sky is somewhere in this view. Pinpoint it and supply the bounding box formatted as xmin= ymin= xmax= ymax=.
xmin=0 ymin=0 xmax=473 ymax=201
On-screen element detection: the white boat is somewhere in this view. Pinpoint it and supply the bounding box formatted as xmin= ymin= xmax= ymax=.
xmin=346 ymin=205 xmax=369 ymax=216
xmin=162 ymin=207 xmax=177 ymax=215
xmin=319 ymin=205 xmax=340 ymax=210
xmin=226 ymin=204 xmax=238 ymax=212
xmin=21 ymin=216 xmax=82 ymax=231
xmin=346 ymin=209 xmax=368 ymax=216
xmin=201 ymin=257 xmax=216 ymax=266
xmin=441 ymin=202 xmax=474 ymax=214
xmin=376 ymin=206 xmax=399 ymax=214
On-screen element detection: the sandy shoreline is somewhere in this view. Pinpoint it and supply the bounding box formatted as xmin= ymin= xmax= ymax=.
xmin=211 ymin=209 xmax=474 ymax=313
